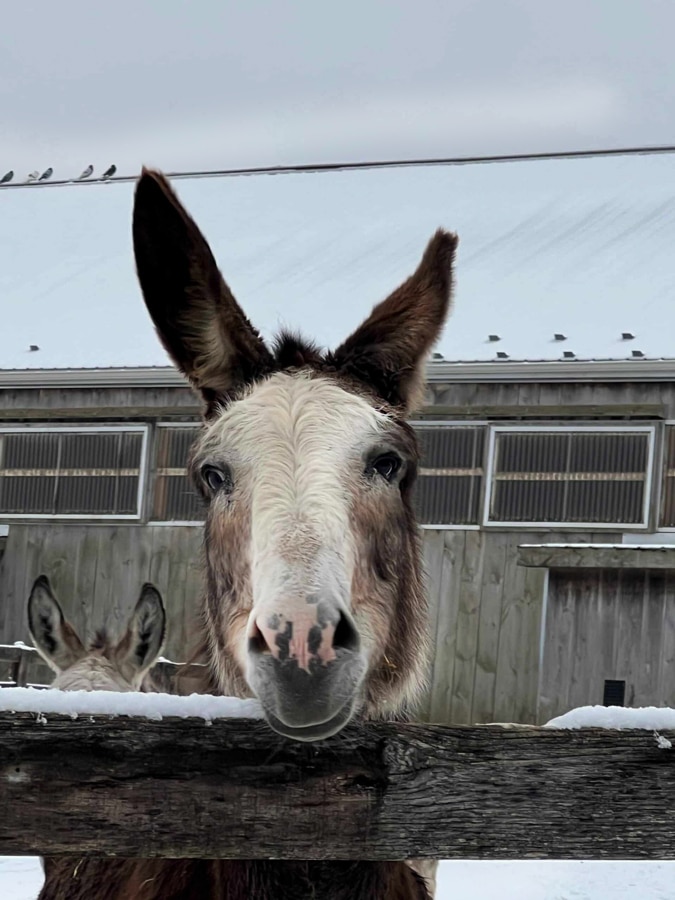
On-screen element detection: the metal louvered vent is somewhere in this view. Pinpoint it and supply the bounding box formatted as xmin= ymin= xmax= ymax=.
xmin=151 ymin=426 xmax=204 ymax=522
xmin=412 ymin=425 xmax=486 ymax=525
xmin=603 ymin=679 xmax=626 ymax=707
xmin=0 ymin=428 xmax=145 ymax=518
xmin=486 ymin=428 xmax=653 ymax=526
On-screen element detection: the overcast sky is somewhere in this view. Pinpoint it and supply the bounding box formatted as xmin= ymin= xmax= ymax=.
xmin=2 ymin=0 xmax=675 ymax=179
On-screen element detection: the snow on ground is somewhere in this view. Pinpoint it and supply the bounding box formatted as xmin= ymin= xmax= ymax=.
xmin=436 ymin=861 xmax=675 ymax=899
xmin=2 ymin=858 xmax=675 ymax=899
xmin=0 ymin=687 xmax=264 ymax=721
xmin=546 ymin=705 xmax=675 ymax=731
xmin=0 ymin=858 xmax=43 ymax=900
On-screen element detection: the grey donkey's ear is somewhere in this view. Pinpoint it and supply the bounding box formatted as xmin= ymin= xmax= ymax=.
xmin=27 ymin=575 xmax=86 ymax=673
xmin=113 ymin=583 xmax=166 ymax=687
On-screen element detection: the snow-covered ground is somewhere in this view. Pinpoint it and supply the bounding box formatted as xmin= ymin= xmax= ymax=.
xmin=3 ymin=857 xmax=675 ymax=899
xmin=0 ymin=858 xmax=43 ymax=900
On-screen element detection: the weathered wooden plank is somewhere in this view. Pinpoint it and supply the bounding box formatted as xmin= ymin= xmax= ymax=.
xmin=587 ymin=572 xmax=612 ymax=706
xmin=417 ymin=530 xmax=445 ymax=721
xmin=2 ymin=716 xmax=675 ymax=860
xmin=492 ymin=537 xmax=526 ymax=723
xmin=426 ymin=530 xmax=464 ymax=723
xmin=518 ymin=545 xmax=675 ymax=569
xmin=639 ymin=573 xmax=666 ymax=703
xmin=450 ymin=530 xmax=485 ymax=724
xmin=616 ymin=571 xmax=645 ymax=707
xmin=538 ymin=573 xmax=575 ymax=723
xmin=0 ymin=525 xmax=28 ymax=639
xmin=660 ymin=571 xmax=675 ymax=707
xmin=471 ymin=535 xmax=507 ymax=724
xmin=513 ymin=566 xmax=546 ymax=724
xmin=166 ymin=528 xmax=194 ymax=656
xmin=74 ymin=527 xmax=105 ymax=642
xmin=423 ymin=404 xmax=665 ymax=419
xmin=568 ymin=573 xmax=591 ymax=710
xmin=597 ymin=569 xmax=619 ymax=703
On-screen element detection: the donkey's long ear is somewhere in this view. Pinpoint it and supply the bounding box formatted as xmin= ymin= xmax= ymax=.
xmin=27 ymin=575 xmax=86 ymax=673
xmin=330 ymin=230 xmax=458 ymax=412
xmin=133 ymin=169 xmax=273 ymax=408
xmin=114 ymin=583 xmax=166 ymax=688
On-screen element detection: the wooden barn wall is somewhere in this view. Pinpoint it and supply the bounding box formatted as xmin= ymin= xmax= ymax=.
xmin=427 ymin=379 xmax=675 ymax=419
xmin=539 ymin=568 xmax=675 ymax=724
xmin=0 ymin=524 xmax=204 ymax=668
xmin=418 ymin=528 xmax=616 ymax=727
xmin=5 ymin=377 xmax=675 ymax=421
xmin=1 ymin=522 xmax=620 ymax=725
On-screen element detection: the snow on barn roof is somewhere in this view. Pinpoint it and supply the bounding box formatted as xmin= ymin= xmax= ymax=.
xmin=3 ymin=154 xmax=675 ymax=370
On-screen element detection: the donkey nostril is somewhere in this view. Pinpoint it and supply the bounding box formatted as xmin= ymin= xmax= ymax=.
xmin=248 ymin=623 xmax=272 ymax=656
xmin=333 ymin=612 xmax=360 ymax=653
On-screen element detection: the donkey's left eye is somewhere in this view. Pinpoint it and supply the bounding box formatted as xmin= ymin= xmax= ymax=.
xmin=201 ymin=465 xmax=233 ymax=495
xmin=370 ymin=453 xmax=402 ymax=482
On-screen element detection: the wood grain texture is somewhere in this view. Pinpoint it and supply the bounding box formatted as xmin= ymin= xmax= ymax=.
xmin=0 ymin=524 xmax=204 ymax=671
xmin=541 ymin=569 xmax=675 ymax=721
xmin=518 ymin=545 xmax=675 ymax=569
xmin=2 ymin=715 xmax=675 ymax=860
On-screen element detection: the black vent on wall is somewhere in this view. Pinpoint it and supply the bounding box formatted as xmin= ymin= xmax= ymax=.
xmin=603 ymin=679 xmax=626 ymax=707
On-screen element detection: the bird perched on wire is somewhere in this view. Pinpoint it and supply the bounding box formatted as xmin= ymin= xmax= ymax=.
xmin=0 ymin=170 xmax=13 ymax=184
xmin=39 ymin=167 xmax=53 ymax=181
xmin=27 ymin=171 xmax=39 ymax=182
xmin=101 ymin=164 xmax=116 ymax=179
xmin=78 ymin=164 xmax=94 ymax=180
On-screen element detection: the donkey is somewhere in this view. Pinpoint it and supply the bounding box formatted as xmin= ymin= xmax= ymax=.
xmin=27 ymin=574 xmax=166 ymax=693
xmin=28 ymin=574 xmax=166 ymax=894
xmin=38 ymin=170 xmax=456 ymax=899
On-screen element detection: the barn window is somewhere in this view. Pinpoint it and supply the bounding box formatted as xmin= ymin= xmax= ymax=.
xmin=412 ymin=424 xmax=486 ymax=525
xmin=0 ymin=426 xmax=147 ymax=519
xmin=484 ymin=426 xmax=654 ymax=527
xmin=659 ymin=426 xmax=675 ymax=527
xmin=151 ymin=425 xmax=204 ymax=522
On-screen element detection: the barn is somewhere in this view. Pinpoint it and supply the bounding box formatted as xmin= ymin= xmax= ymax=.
xmin=2 ymin=153 xmax=675 ymax=726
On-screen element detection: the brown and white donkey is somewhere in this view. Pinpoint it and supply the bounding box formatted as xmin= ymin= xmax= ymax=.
xmin=38 ymin=169 xmax=457 ymax=899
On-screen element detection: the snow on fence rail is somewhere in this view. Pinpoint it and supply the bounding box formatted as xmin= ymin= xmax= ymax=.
xmin=1 ymin=692 xmax=675 ymax=861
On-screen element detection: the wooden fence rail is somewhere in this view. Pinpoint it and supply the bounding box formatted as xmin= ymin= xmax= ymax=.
xmin=1 ymin=714 xmax=675 ymax=859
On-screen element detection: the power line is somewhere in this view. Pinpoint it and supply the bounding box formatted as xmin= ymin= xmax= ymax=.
xmin=4 ymin=142 xmax=675 ymax=189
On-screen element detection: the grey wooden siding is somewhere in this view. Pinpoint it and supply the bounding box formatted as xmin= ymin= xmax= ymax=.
xmin=1 ymin=521 xmax=629 ymax=727
xmin=0 ymin=523 xmax=204 ymax=665
xmin=418 ymin=528 xmax=614 ymax=726
xmin=420 ymin=530 xmax=539 ymax=725
xmin=539 ymin=568 xmax=675 ymax=723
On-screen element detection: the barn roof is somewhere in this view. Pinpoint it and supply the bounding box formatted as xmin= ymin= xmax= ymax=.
xmin=2 ymin=154 xmax=675 ymax=371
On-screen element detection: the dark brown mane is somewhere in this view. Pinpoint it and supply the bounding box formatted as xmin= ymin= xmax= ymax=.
xmin=40 ymin=859 xmax=431 ymax=900
xmin=271 ymin=331 xmax=325 ymax=370
xmin=89 ymin=628 xmax=113 ymax=654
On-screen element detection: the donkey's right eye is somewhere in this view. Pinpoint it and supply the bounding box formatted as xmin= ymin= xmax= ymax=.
xmin=201 ymin=465 xmax=233 ymax=495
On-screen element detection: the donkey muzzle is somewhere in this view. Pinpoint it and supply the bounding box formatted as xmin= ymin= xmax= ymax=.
xmin=247 ymin=604 xmax=366 ymax=741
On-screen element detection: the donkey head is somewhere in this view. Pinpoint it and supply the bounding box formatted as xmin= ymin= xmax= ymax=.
xmin=133 ymin=170 xmax=457 ymax=740
xmin=27 ymin=575 xmax=166 ymax=691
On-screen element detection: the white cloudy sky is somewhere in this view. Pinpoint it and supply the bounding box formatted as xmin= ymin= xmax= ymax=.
xmin=2 ymin=0 xmax=675 ymax=178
